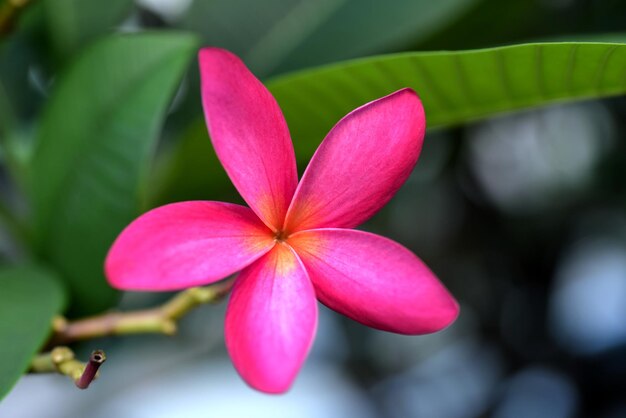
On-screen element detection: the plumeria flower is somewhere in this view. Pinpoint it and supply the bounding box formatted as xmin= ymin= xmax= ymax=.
xmin=105 ymin=48 xmax=459 ymax=393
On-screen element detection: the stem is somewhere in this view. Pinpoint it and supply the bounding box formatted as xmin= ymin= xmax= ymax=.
xmin=75 ymin=350 xmax=106 ymax=389
xmin=51 ymin=279 xmax=234 ymax=345
xmin=30 ymin=347 xmax=107 ymax=389
xmin=30 ymin=281 xmax=233 ymax=390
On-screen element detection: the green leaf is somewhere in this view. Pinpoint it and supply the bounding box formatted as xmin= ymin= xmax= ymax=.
xmin=181 ymin=0 xmax=480 ymax=76
xmin=152 ymin=42 xmax=626 ymax=206
xmin=0 ymin=265 xmax=65 ymax=401
xmin=31 ymin=33 xmax=198 ymax=315
xmin=266 ymin=42 xmax=626 ymax=156
xmin=43 ymin=0 xmax=134 ymax=59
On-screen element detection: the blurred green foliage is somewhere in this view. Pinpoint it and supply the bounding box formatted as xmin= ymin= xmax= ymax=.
xmin=0 ymin=265 xmax=65 ymax=399
xmin=43 ymin=0 xmax=133 ymax=61
xmin=31 ymin=33 xmax=198 ymax=315
xmin=181 ymin=0 xmax=480 ymax=76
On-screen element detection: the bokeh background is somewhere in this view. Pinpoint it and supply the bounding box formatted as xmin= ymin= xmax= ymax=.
xmin=1 ymin=0 xmax=626 ymax=417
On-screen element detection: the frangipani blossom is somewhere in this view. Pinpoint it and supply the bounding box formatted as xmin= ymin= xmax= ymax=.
xmin=105 ymin=48 xmax=459 ymax=393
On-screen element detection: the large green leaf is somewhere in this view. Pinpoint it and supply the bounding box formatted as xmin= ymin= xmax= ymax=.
xmin=181 ymin=0 xmax=480 ymax=76
xmin=0 ymin=265 xmax=65 ymax=401
xmin=31 ymin=33 xmax=198 ymax=315
xmin=267 ymin=42 xmax=626 ymax=156
xmin=43 ymin=0 xmax=134 ymax=59
xmin=153 ymin=42 xmax=626 ymax=206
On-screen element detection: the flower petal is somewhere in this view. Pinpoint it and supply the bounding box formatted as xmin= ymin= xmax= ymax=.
xmin=289 ymin=228 xmax=458 ymax=334
xmin=283 ymin=88 xmax=425 ymax=232
xmin=105 ymin=201 xmax=275 ymax=291
xmin=225 ymin=244 xmax=317 ymax=393
xmin=199 ymin=48 xmax=298 ymax=231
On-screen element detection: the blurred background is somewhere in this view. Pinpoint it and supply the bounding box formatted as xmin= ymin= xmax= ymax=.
xmin=1 ymin=0 xmax=626 ymax=417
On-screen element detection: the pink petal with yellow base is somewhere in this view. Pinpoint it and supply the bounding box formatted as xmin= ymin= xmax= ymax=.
xmin=289 ymin=228 xmax=459 ymax=335
xmin=283 ymin=88 xmax=425 ymax=232
xmin=199 ymin=48 xmax=298 ymax=232
xmin=225 ymin=244 xmax=318 ymax=393
xmin=105 ymin=201 xmax=275 ymax=291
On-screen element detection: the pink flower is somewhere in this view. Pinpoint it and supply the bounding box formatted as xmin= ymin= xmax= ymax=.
xmin=105 ymin=48 xmax=459 ymax=393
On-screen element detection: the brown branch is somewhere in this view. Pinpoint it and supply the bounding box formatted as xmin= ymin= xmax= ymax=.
xmin=29 ymin=281 xmax=233 ymax=390
xmin=50 ymin=279 xmax=234 ymax=345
